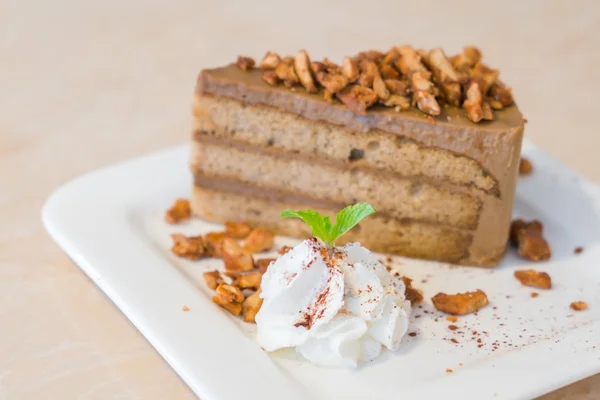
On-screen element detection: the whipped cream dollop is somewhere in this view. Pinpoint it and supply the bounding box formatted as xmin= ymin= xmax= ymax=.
xmin=255 ymin=238 xmax=411 ymax=368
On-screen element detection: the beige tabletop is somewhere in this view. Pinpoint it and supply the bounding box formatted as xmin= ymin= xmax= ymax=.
xmin=1 ymin=0 xmax=600 ymax=398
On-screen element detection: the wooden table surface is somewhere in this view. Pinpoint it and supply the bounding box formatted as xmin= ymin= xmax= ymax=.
xmin=1 ymin=0 xmax=599 ymax=398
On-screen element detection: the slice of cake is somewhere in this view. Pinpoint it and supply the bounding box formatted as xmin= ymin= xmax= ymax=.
xmin=191 ymin=47 xmax=525 ymax=266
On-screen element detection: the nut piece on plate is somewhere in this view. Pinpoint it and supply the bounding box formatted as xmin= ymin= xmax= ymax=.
xmin=294 ymin=50 xmax=318 ymax=93
xmin=509 ymin=219 xmax=551 ymax=261
xmin=212 ymin=283 xmax=245 ymax=316
xmin=260 ymin=51 xmax=281 ymax=69
xmin=165 ymin=199 xmax=191 ymax=224
xmin=236 ymin=56 xmax=255 ymax=71
xmin=220 ymin=237 xmax=255 ymax=271
xmin=224 ymin=221 xmax=252 ymax=239
xmin=519 ymin=158 xmax=533 ymax=176
xmin=336 ymin=85 xmax=378 ymax=115
xmin=243 ymin=227 xmax=275 ymax=253
xmin=570 ymin=301 xmax=588 ymax=311
xmin=203 ymin=270 xmax=225 ymax=290
xmin=203 ymin=232 xmax=229 ymax=257
xmin=234 ymin=270 xmax=263 ymax=290
xmin=170 ymin=233 xmax=206 ymax=260
xmin=432 ymin=290 xmax=489 ymax=315
xmin=255 ymin=258 xmax=276 ymax=273
xmin=514 ymin=269 xmax=552 ymax=289
xmin=277 ymin=245 xmax=293 ymax=255
xmin=242 ymin=289 xmax=264 ymax=323
xmin=401 ymin=276 xmax=423 ymax=304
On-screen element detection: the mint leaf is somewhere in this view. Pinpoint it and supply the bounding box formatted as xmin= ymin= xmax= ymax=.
xmin=280 ymin=202 xmax=375 ymax=248
xmin=331 ymin=203 xmax=375 ymax=240
xmin=280 ymin=209 xmax=334 ymax=246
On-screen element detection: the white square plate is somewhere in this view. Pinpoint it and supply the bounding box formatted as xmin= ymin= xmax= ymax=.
xmin=42 ymin=140 xmax=600 ymax=400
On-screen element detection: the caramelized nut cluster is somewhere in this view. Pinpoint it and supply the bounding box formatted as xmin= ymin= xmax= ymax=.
xmin=169 ymin=216 xmax=286 ymax=323
xmin=509 ymin=219 xmax=552 ymax=261
xmin=236 ymin=46 xmax=514 ymax=122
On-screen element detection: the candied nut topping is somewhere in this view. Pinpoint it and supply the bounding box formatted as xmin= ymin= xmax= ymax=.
xmin=519 ymin=158 xmax=533 ymax=176
xmin=215 ymin=283 xmax=245 ymax=303
xmin=514 ymin=269 xmax=552 ymax=289
xmin=256 ymin=258 xmax=276 ymax=273
xmin=570 ymin=301 xmax=588 ymax=311
xmin=277 ymin=245 xmax=293 ymax=255
xmin=203 ymin=270 xmax=225 ymax=290
xmin=224 ymin=221 xmax=252 ymax=239
xmin=509 ymin=219 xmax=551 ymax=261
xmin=220 ymin=237 xmax=255 ymax=271
xmin=242 ymin=289 xmax=264 ymax=323
xmin=204 ymin=231 xmax=228 ymax=257
xmin=243 ymin=227 xmax=275 ymax=253
xmin=234 ymin=270 xmax=263 ymax=290
xmin=401 ymin=276 xmax=423 ymax=304
xmin=165 ymin=199 xmax=191 ymax=224
xmin=239 ymin=46 xmax=513 ymax=122
xmin=236 ymin=56 xmax=255 ymax=71
xmin=432 ymin=289 xmax=489 ymax=315
xmin=170 ymin=233 xmax=206 ymax=260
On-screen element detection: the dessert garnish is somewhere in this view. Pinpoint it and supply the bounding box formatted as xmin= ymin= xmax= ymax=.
xmin=570 ymin=301 xmax=588 ymax=311
xmin=519 ymin=158 xmax=533 ymax=176
xmin=255 ymin=203 xmax=412 ymax=368
xmin=165 ymin=198 xmax=192 ymax=224
xmin=514 ymin=269 xmax=552 ymax=289
xmin=431 ymin=290 xmax=489 ymax=315
xmin=509 ymin=219 xmax=551 ymax=261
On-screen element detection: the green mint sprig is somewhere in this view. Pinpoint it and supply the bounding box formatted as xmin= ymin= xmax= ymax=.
xmin=280 ymin=203 xmax=375 ymax=248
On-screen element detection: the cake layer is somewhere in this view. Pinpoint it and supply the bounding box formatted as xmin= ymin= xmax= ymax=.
xmin=197 ymin=64 xmax=525 ymax=197
xmin=192 ymin=185 xmax=477 ymax=264
xmin=190 ymin=139 xmax=482 ymax=229
xmin=193 ymin=94 xmax=498 ymax=195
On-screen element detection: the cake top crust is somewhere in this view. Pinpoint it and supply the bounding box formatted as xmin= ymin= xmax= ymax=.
xmin=210 ymin=47 xmax=521 ymax=124
xmin=198 ymin=63 xmax=524 ymax=132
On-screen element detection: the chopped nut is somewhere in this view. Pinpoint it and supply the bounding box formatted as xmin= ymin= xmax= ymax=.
xmin=574 ymin=246 xmax=584 ymax=254
xmin=294 ymin=50 xmax=318 ymax=93
xmin=482 ymin=102 xmax=494 ymax=120
xmin=471 ymin=63 xmax=498 ymax=95
xmin=259 ymin=51 xmax=281 ymax=69
xmin=315 ymin=71 xmax=349 ymax=94
xmin=220 ymin=237 xmax=255 ymax=271
xmin=275 ymin=60 xmax=299 ymax=87
xmin=278 ymin=245 xmax=293 ymax=255
xmin=212 ymin=294 xmax=242 ymax=316
xmin=182 ymin=305 xmax=190 ymax=312
xmin=519 ymin=158 xmax=533 ymax=176
xmin=514 ymin=269 xmax=552 ymax=289
xmin=242 ymin=289 xmax=263 ymax=323
xmin=215 ymin=283 xmax=245 ymax=303
xmin=234 ymin=271 xmax=263 ymax=290
xmin=379 ymin=64 xmax=400 ymax=79
xmin=489 ymin=99 xmax=504 ymax=110
xmin=531 ymin=292 xmax=539 ymax=298
xmin=451 ymin=46 xmax=482 ymax=72
xmin=236 ymin=56 xmax=255 ymax=71
xmin=384 ymin=79 xmax=411 ymax=95
xmin=165 ymin=199 xmax=192 ymax=224
xmin=414 ymin=91 xmax=441 ymax=116
xmin=446 ymin=369 xmax=453 ymax=373
xmin=411 ymin=71 xmax=434 ymax=92
xmin=336 ymin=85 xmax=378 ymax=115
xmin=432 ymin=290 xmax=489 ymax=315
xmin=570 ymin=301 xmax=588 ymax=311
xmin=446 ymin=316 xmax=458 ymax=322
xmin=224 ymin=221 xmax=252 ymax=239
xmin=203 ymin=232 xmax=228 ymax=257
xmin=464 ymin=81 xmax=483 ymax=122
xmin=401 ymin=276 xmax=423 ymax=304
xmin=356 ymin=50 xmax=385 ymax=62
xmin=358 ymin=60 xmax=378 ymax=88
xmin=342 ymin=57 xmax=359 ymax=82
xmin=262 ymin=70 xmax=280 ymax=86
xmin=322 ymin=58 xmax=340 ymax=73
xmin=381 ymin=48 xmax=399 ymax=66
xmin=203 ymin=270 xmax=225 ymax=290
xmin=426 ymin=48 xmax=462 ymax=106
xmin=256 ymin=258 xmax=276 ymax=273
xmin=489 ymin=81 xmax=514 ymax=106
xmin=372 ymin=69 xmax=390 ymax=100
xmin=519 ymin=231 xmax=552 ymax=261
xmin=243 ymin=227 xmax=275 ymax=253
xmin=170 ymin=233 xmax=206 ymax=260
xmin=395 ymin=46 xmax=428 ymax=75
xmin=383 ymin=94 xmax=410 ymax=110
